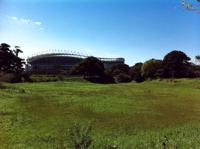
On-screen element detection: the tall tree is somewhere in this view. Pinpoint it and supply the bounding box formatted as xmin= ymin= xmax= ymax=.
xmin=141 ymin=59 xmax=163 ymax=79
xmin=0 ymin=43 xmax=24 ymax=74
xmin=129 ymin=62 xmax=144 ymax=82
xmin=71 ymin=56 xmax=105 ymax=78
xmin=109 ymin=63 xmax=130 ymax=76
xmin=163 ymin=50 xmax=191 ymax=78
xmin=14 ymin=46 xmax=23 ymax=57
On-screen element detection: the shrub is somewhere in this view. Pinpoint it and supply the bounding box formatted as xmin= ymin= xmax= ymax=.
xmin=0 ymin=82 xmax=6 ymax=89
xmin=141 ymin=59 xmax=163 ymax=79
xmin=0 ymin=72 xmax=20 ymax=83
xmin=115 ymin=73 xmax=132 ymax=83
xmin=67 ymin=123 xmax=92 ymax=149
xmin=163 ymin=50 xmax=191 ymax=78
xmin=70 ymin=57 xmax=105 ymax=78
xmin=129 ymin=62 xmax=144 ymax=82
xmin=85 ymin=74 xmax=115 ymax=84
xmin=57 ymin=74 xmax=65 ymax=81
xmin=193 ymin=71 xmax=200 ymax=78
xmin=21 ymin=73 xmax=33 ymax=82
xmin=30 ymin=75 xmax=60 ymax=82
xmin=109 ymin=64 xmax=130 ymax=77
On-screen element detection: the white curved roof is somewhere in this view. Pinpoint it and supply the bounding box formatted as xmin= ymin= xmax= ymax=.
xmin=27 ymin=52 xmax=125 ymax=63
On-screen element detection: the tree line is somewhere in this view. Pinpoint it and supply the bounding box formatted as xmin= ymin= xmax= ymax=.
xmin=1 ymin=43 xmax=200 ymax=83
xmin=71 ymin=50 xmax=200 ymax=83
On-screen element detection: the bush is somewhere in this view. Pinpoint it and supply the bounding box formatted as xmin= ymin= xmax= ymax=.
xmin=193 ymin=71 xmax=200 ymax=78
xmin=0 ymin=82 xmax=6 ymax=89
xmin=129 ymin=62 xmax=144 ymax=82
xmin=0 ymin=72 xmax=21 ymax=83
xmin=67 ymin=123 xmax=92 ymax=149
xmin=112 ymin=69 xmax=124 ymax=76
xmin=57 ymin=74 xmax=65 ymax=81
xmin=85 ymin=74 xmax=115 ymax=84
xmin=21 ymin=73 xmax=33 ymax=82
xmin=163 ymin=50 xmax=191 ymax=78
xmin=115 ymin=73 xmax=132 ymax=83
xmin=70 ymin=57 xmax=105 ymax=78
xmin=85 ymin=75 xmax=115 ymax=84
xmin=141 ymin=59 xmax=163 ymax=79
xmin=30 ymin=75 xmax=59 ymax=82
xmin=0 ymin=72 xmax=31 ymax=83
xmin=109 ymin=64 xmax=130 ymax=77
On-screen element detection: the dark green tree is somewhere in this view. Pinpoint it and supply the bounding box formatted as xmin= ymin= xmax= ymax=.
xmin=115 ymin=73 xmax=132 ymax=83
xmin=107 ymin=63 xmax=132 ymax=83
xmin=163 ymin=50 xmax=191 ymax=78
xmin=141 ymin=59 xmax=163 ymax=79
xmin=0 ymin=43 xmax=24 ymax=74
xmin=71 ymin=56 xmax=105 ymax=78
xmin=129 ymin=62 xmax=144 ymax=82
xmin=109 ymin=63 xmax=130 ymax=76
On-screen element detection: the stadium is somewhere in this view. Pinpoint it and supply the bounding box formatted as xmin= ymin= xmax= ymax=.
xmin=26 ymin=51 xmax=125 ymax=74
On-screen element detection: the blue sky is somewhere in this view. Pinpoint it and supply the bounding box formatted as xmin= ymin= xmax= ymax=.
xmin=0 ymin=0 xmax=199 ymax=65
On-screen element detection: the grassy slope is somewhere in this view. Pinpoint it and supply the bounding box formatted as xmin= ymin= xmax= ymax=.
xmin=0 ymin=79 xmax=200 ymax=148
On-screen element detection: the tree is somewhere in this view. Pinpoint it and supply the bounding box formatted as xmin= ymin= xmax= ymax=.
xmin=109 ymin=63 xmax=130 ymax=76
xmin=195 ymin=55 xmax=200 ymax=65
xmin=0 ymin=43 xmax=24 ymax=74
xmin=107 ymin=63 xmax=132 ymax=83
xmin=129 ymin=62 xmax=144 ymax=82
xmin=163 ymin=50 xmax=191 ymax=78
xmin=14 ymin=46 xmax=23 ymax=57
xmin=182 ymin=0 xmax=200 ymax=13
xmin=141 ymin=59 xmax=163 ymax=79
xmin=115 ymin=73 xmax=132 ymax=83
xmin=71 ymin=56 xmax=105 ymax=78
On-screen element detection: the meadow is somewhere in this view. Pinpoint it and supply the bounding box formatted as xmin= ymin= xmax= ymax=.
xmin=0 ymin=78 xmax=200 ymax=148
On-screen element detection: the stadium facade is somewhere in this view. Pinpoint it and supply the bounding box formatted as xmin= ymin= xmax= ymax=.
xmin=26 ymin=52 xmax=125 ymax=74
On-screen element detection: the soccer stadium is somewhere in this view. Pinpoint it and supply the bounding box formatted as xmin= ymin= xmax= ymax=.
xmin=26 ymin=51 xmax=125 ymax=74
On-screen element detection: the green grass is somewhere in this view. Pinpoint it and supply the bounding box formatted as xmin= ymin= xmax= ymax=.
xmin=1 ymin=78 xmax=200 ymax=148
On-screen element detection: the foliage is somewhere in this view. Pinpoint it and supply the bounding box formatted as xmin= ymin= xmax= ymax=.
xmin=0 ymin=43 xmax=24 ymax=74
xmin=141 ymin=59 xmax=163 ymax=79
xmin=109 ymin=64 xmax=130 ymax=76
xmin=129 ymin=62 xmax=144 ymax=82
xmin=115 ymin=73 xmax=132 ymax=83
xmin=107 ymin=63 xmax=131 ymax=83
xmin=163 ymin=50 xmax=191 ymax=78
xmin=71 ymin=57 xmax=105 ymax=78
xmin=66 ymin=123 xmax=92 ymax=149
xmin=70 ymin=63 xmax=82 ymax=75
xmin=0 ymin=72 xmax=23 ymax=83
xmin=0 ymin=43 xmax=25 ymax=82
xmin=188 ymin=64 xmax=200 ymax=78
xmin=85 ymin=74 xmax=115 ymax=84
xmin=0 ymin=82 xmax=6 ymax=89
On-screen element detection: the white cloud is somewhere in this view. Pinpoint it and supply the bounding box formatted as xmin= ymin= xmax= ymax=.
xmin=34 ymin=21 xmax=42 ymax=26
xmin=20 ymin=18 xmax=30 ymax=24
xmin=11 ymin=16 xmax=18 ymax=21
xmin=8 ymin=16 xmax=44 ymax=30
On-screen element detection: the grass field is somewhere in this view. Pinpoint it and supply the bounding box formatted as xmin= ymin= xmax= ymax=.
xmin=1 ymin=79 xmax=200 ymax=148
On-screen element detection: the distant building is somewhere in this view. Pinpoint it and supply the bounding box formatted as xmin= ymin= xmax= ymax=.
xmin=26 ymin=52 xmax=125 ymax=74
